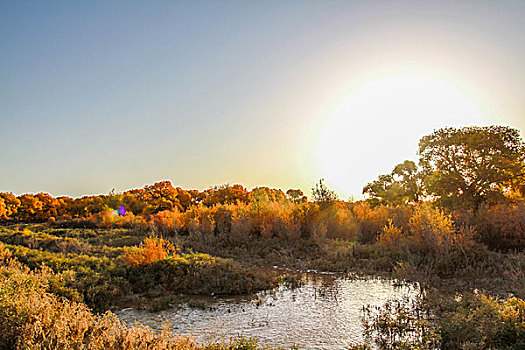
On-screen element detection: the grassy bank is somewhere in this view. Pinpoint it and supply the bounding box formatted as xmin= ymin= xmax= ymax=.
xmin=0 ymin=225 xmax=279 ymax=312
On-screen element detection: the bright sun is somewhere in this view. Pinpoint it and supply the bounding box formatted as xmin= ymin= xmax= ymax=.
xmin=316 ymin=74 xmax=488 ymax=199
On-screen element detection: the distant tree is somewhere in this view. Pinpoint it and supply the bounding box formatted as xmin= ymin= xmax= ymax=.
xmin=419 ymin=126 xmax=525 ymax=210
xmin=104 ymin=188 xmax=123 ymax=210
xmin=312 ymin=179 xmax=338 ymax=207
xmin=122 ymin=190 xmax=148 ymax=215
xmin=34 ymin=193 xmax=59 ymax=220
xmin=363 ymin=174 xmax=396 ymax=205
xmin=0 ymin=193 xmax=20 ymax=219
xmin=250 ymin=187 xmax=287 ymax=203
xmin=286 ymin=189 xmax=307 ymax=203
xmin=0 ymin=197 xmax=6 ymax=219
xmin=56 ymin=196 xmax=74 ymax=218
xmin=142 ymin=181 xmax=182 ymax=213
xmin=16 ymin=194 xmax=43 ymax=221
xmin=363 ymin=160 xmax=423 ymax=206
xmin=175 ymin=188 xmax=192 ymax=210
xmin=392 ymin=160 xmax=423 ymax=203
xmin=201 ymin=184 xmax=249 ymax=206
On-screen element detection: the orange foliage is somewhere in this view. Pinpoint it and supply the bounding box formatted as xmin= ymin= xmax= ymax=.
xmin=0 ymin=197 xmax=6 ymax=219
xmin=377 ymin=220 xmax=405 ymax=254
xmin=0 ymin=192 xmax=20 ymax=219
xmin=122 ymin=236 xmax=178 ymax=266
xmin=407 ymin=207 xmax=455 ymax=251
xmin=150 ymin=210 xmax=184 ymax=235
xmin=306 ymin=202 xmax=360 ymax=241
xmin=352 ymin=202 xmax=412 ymax=243
xmin=17 ymin=194 xmax=43 ymax=221
xmin=90 ymin=210 xmax=148 ymax=230
xmin=200 ymin=184 xmax=249 ymax=206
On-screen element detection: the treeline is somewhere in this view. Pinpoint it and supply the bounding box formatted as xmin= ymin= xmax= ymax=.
xmin=0 ymin=182 xmax=306 ymax=223
xmin=2 ymin=126 xmax=524 ymax=253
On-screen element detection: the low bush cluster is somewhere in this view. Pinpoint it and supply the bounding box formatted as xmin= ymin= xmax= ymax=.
xmin=0 ymin=248 xmax=276 ymax=350
xmin=126 ymin=252 xmax=276 ymax=296
xmin=375 ymin=206 xmax=487 ymax=280
xmin=0 ymin=227 xmax=278 ymax=312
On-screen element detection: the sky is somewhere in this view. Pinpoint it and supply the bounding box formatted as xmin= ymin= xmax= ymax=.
xmin=1 ymin=1 xmax=524 ymax=199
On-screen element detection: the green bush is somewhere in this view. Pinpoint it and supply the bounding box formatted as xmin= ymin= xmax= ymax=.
xmin=126 ymin=252 xmax=276 ymax=296
xmin=440 ymin=293 xmax=525 ymax=350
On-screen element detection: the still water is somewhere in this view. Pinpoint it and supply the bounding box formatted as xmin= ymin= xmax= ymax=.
xmin=117 ymin=274 xmax=417 ymax=350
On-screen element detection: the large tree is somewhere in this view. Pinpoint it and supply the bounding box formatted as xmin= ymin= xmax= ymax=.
xmin=419 ymin=126 xmax=525 ymax=209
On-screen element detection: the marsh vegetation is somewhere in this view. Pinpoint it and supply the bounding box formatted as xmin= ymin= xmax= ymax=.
xmin=1 ymin=126 xmax=525 ymax=349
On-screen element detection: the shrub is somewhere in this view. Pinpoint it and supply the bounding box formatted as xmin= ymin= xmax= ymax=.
xmin=377 ymin=207 xmax=483 ymax=278
xmin=307 ymin=203 xmax=360 ymax=241
xmin=440 ymin=293 xmax=525 ymax=350
xmin=90 ymin=210 xmax=148 ymax=231
xmin=474 ymin=202 xmax=525 ymax=251
xmin=150 ymin=209 xmax=184 ymax=235
xmin=353 ymin=203 xmax=412 ymax=244
xmin=126 ymin=253 xmax=276 ymax=296
xmin=0 ymin=242 xmax=11 ymax=261
xmin=377 ymin=220 xmax=405 ymax=256
xmin=121 ymin=235 xmax=179 ymax=266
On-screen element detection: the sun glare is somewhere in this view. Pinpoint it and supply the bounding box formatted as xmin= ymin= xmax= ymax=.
xmin=316 ymin=74 xmax=487 ymax=199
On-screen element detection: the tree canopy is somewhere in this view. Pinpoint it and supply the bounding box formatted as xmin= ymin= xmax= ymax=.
xmin=363 ymin=126 xmax=525 ymax=210
xmin=419 ymin=126 xmax=525 ymax=209
xmin=362 ymin=160 xmax=422 ymax=206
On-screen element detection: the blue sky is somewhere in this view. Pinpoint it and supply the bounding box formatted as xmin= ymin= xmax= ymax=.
xmin=2 ymin=1 xmax=524 ymax=198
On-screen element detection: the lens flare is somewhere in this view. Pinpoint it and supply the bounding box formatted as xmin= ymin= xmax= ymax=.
xmin=118 ymin=205 xmax=126 ymax=216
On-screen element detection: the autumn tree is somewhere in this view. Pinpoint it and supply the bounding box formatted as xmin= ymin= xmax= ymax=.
xmin=55 ymin=196 xmax=74 ymax=218
xmin=0 ymin=193 xmax=20 ymax=219
xmin=104 ymin=189 xmax=123 ymax=210
xmin=175 ymin=188 xmax=191 ymax=210
xmin=250 ymin=187 xmax=287 ymax=203
xmin=174 ymin=188 xmax=200 ymax=210
xmin=34 ymin=193 xmax=59 ymax=220
xmin=141 ymin=181 xmax=182 ymax=213
xmin=0 ymin=197 xmax=6 ymax=219
xmin=16 ymin=194 xmax=43 ymax=221
xmin=201 ymin=184 xmax=249 ymax=206
xmin=419 ymin=126 xmax=525 ymax=210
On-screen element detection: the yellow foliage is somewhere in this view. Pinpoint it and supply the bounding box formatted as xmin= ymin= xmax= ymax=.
xmin=377 ymin=220 xmax=405 ymax=253
xmin=0 ymin=242 xmax=11 ymax=261
xmin=407 ymin=207 xmax=455 ymax=251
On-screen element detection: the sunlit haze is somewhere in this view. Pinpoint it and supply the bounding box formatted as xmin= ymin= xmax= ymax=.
xmin=316 ymin=74 xmax=488 ymax=198
xmin=1 ymin=1 xmax=524 ymax=198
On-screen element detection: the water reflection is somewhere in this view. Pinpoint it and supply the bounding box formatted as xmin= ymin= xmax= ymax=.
xmin=117 ymin=274 xmax=417 ymax=350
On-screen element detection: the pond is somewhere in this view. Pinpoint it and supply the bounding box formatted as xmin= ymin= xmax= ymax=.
xmin=117 ymin=273 xmax=417 ymax=349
